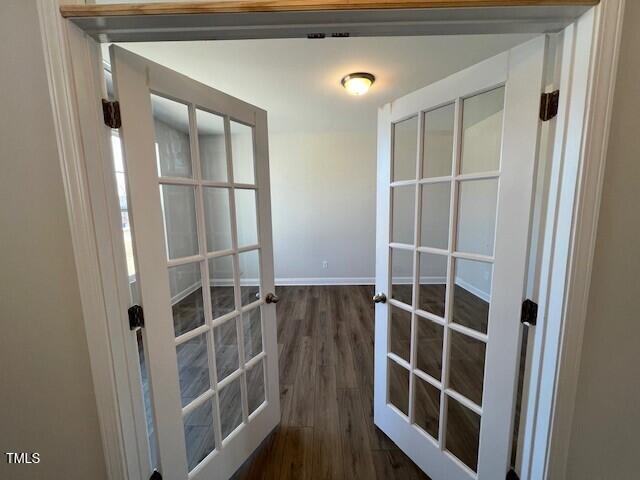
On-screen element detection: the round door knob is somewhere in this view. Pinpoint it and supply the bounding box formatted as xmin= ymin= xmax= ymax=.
xmin=265 ymin=293 xmax=280 ymax=304
xmin=373 ymin=292 xmax=387 ymax=304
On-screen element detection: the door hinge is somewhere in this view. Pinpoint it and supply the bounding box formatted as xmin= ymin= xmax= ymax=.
xmin=540 ymin=90 xmax=559 ymax=121
xmin=128 ymin=304 xmax=145 ymax=330
xmin=507 ymin=468 xmax=520 ymax=480
xmin=521 ymin=299 xmax=538 ymax=326
xmin=149 ymin=470 xmax=162 ymax=480
xmin=102 ymin=99 xmax=121 ymax=128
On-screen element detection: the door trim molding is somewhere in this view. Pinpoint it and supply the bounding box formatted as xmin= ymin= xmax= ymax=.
xmin=38 ymin=1 xmax=624 ymax=479
xmin=37 ymin=1 xmax=151 ymax=479
xmin=61 ymin=2 xmax=594 ymax=42
xmin=60 ymin=0 xmax=599 ymax=17
xmin=520 ymin=1 xmax=626 ymax=479
xmin=36 ymin=1 xmax=133 ymax=479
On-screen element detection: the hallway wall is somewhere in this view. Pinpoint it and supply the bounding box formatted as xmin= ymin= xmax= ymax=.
xmin=0 ymin=1 xmax=107 ymax=479
xmin=270 ymin=130 xmax=377 ymax=283
xmin=565 ymin=1 xmax=640 ymax=478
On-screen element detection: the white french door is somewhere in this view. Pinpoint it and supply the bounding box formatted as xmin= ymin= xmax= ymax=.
xmin=374 ymin=36 xmax=546 ymax=480
xmin=110 ymin=46 xmax=280 ymax=480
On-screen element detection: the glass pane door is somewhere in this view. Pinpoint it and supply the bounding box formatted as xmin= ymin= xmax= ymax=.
xmin=150 ymin=94 xmax=269 ymax=472
xmin=387 ymin=88 xmax=504 ymax=474
xmin=111 ymin=45 xmax=279 ymax=480
xmin=375 ymin=35 xmax=546 ymax=480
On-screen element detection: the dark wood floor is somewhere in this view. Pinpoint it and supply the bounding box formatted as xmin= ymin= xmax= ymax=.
xmin=232 ymin=285 xmax=430 ymax=480
xmin=138 ymin=284 xmax=522 ymax=477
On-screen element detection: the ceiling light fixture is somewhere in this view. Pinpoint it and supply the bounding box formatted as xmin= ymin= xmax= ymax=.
xmin=341 ymin=72 xmax=375 ymax=96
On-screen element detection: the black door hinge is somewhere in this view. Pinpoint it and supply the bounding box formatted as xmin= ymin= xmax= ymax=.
xmin=102 ymin=99 xmax=121 ymax=128
xmin=521 ymin=299 xmax=538 ymax=326
xmin=128 ymin=304 xmax=145 ymax=330
xmin=507 ymin=468 xmax=520 ymax=480
xmin=149 ymin=470 xmax=162 ymax=480
xmin=540 ymin=90 xmax=560 ymax=121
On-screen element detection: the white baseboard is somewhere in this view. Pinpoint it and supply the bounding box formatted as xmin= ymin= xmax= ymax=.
xmin=166 ymin=276 xmax=490 ymax=301
xmin=454 ymin=277 xmax=491 ymax=303
xmin=275 ymin=277 xmax=375 ymax=286
xmin=390 ymin=275 xmax=447 ymax=285
xmin=208 ymin=277 xmax=375 ymax=286
xmin=274 ymin=275 xmax=449 ymax=286
xmin=171 ymin=281 xmax=202 ymax=305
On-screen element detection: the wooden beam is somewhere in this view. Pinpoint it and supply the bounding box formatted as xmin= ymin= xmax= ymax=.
xmin=60 ymin=0 xmax=599 ymax=18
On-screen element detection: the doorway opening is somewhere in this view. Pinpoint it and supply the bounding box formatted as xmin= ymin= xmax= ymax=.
xmin=102 ymin=32 xmax=551 ymax=479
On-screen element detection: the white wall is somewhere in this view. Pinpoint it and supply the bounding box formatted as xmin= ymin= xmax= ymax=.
xmin=565 ymin=2 xmax=640 ymax=477
xmin=0 ymin=1 xmax=107 ymax=478
xmin=269 ymin=130 xmax=377 ymax=283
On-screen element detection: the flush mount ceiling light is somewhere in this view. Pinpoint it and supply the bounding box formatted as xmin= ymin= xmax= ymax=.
xmin=341 ymin=72 xmax=375 ymax=96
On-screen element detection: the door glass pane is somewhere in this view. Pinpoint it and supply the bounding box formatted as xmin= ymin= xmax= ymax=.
xmin=243 ymin=307 xmax=263 ymax=361
xmin=247 ymin=360 xmax=266 ymax=416
xmin=219 ymin=377 xmax=243 ymax=439
xmin=420 ymin=182 xmax=451 ymax=250
xmin=209 ymin=255 xmax=235 ymax=320
xmin=460 ymin=87 xmax=505 ymax=175
xmin=111 ymin=133 xmax=136 ymax=278
xmin=392 ymin=185 xmax=415 ymax=245
xmin=414 ymin=375 xmax=440 ymax=440
xmin=168 ymin=262 xmax=204 ymax=337
xmin=230 ymin=121 xmax=255 ymax=185
xmin=422 ymin=103 xmax=454 ymax=178
xmin=238 ymin=249 xmax=260 ymax=306
xmin=449 ymin=331 xmax=486 ymax=406
xmin=392 ymin=116 xmax=418 ymax=181
xmin=417 ymin=252 xmax=447 ymax=318
xmin=446 ymin=397 xmax=481 ymax=472
xmin=160 ymin=184 xmax=199 ymax=259
xmin=453 ymin=258 xmax=492 ymax=334
xmin=388 ymin=359 xmax=409 ymax=416
xmin=183 ymin=399 xmax=216 ymax=472
xmin=390 ymin=248 xmax=414 ymax=306
xmin=456 ymin=178 xmax=498 ymax=257
xmin=235 ymin=188 xmax=258 ymax=247
xmin=389 ymin=306 xmax=411 ymax=362
xmin=416 ymin=315 xmax=444 ymax=380
xmin=136 ymin=330 xmax=158 ymax=469
xmin=176 ymin=334 xmax=210 ymax=407
xmin=214 ymin=317 xmax=239 ymax=382
xmin=151 ymin=94 xmax=192 ymax=178
xmin=203 ymin=187 xmax=232 ymax=253
xmin=197 ymin=109 xmax=228 ymax=182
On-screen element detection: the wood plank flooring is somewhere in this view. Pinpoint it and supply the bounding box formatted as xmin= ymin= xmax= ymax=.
xmin=138 ymin=283 xmax=518 ymax=477
xmin=233 ymin=285 xmax=430 ymax=480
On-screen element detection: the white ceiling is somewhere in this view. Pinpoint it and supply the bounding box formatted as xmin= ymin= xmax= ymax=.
xmin=105 ymin=34 xmax=535 ymax=134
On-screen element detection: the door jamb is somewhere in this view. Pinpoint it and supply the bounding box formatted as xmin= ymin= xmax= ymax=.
xmin=519 ymin=1 xmax=626 ymax=478
xmin=36 ymin=1 xmax=151 ymax=478
xmin=36 ymin=0 xmax=625 ymax=478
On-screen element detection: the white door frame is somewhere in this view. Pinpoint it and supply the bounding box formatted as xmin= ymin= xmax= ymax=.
xmin=35 ymin=0 xmax=625 ymax=479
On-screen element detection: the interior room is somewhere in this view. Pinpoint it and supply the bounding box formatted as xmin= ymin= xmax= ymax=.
xmin=104 ymin=33 xmax=537 ymax=478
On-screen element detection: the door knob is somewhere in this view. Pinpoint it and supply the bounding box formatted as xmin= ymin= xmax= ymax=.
xmin=373 ymin=292 xmax=387 ymax=304
xmin=265 ymin=293 xmax=280 ymax=304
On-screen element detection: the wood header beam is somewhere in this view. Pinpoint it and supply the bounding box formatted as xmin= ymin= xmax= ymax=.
xmin=60 ymin=0 xmax=599 ymax=18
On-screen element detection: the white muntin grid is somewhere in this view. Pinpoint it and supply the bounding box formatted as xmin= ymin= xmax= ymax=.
xmin=155 ymin=95 xmax=268 ymax=469
xmin=386 ymin=87 xmax=504 ymax=473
